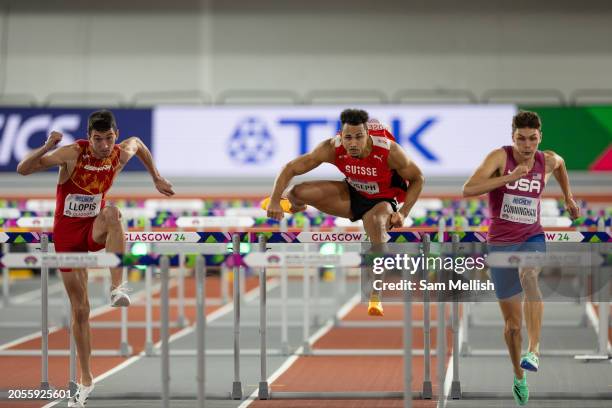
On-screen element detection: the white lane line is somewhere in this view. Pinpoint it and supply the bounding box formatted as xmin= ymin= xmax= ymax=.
xmin=237 ymin=293 xmax=361 ymax=408
xmin=4 ymin=281 xmax=65 ymax=304
xmin=150 ymin=279 xmax=280 ymax=349
xmin=0 ymin=278 xmax=175 ymax=350
xmin=41 ymin=278 xmax=277 ymax=408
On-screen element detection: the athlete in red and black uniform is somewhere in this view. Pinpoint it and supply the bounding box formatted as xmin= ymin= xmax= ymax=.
xmin=463 ymin=110 xmax=578 ymax=406
xmin=263 ymin=109 xmax=424 ymax=316
xmin=17 ymin=110 xmax=174 ymax=407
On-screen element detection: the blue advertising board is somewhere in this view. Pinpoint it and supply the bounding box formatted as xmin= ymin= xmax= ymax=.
xmin=0 ymin=108 xmax=152 ymax=172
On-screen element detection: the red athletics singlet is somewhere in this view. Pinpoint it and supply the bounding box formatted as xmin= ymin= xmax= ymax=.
xmin=334 ymin=119 xmax=407 ymax=201
xmin=488 ymin=146 xmax=545 ymax=243
xmin=53 ymin=140 xmax=122 ymax=256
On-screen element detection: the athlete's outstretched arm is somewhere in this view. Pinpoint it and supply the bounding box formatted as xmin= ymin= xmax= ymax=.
xmin=463 ymin=149 xmax=524 ymax=197
xmin=545 ymin=150 xmax=579 ymax=219
xmin=387 ymin=143 xmax=424 ymax=221
xmin=16 ymin=131 xmax=78 ymax=175
xmin=268 ymin=139 xmax=335 ymax=219
xmin=119 ymin=137 xmax=174 ymax=196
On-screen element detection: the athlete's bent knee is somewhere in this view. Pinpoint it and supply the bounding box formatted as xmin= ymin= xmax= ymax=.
xmin=288 ymin=183 xmax=308 ymax=202
xmin=100 ymin=206 xmax=122 ymax=227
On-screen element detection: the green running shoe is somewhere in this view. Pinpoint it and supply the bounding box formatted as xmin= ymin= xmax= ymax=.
xmin=520 ymin=351 xmax=539 ymax=372
xmin=513 ymin=373 xmax=529 ymax=406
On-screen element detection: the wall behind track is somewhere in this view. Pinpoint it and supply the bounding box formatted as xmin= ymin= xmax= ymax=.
xmin=1 ymin=0 xmax=611 ymax=101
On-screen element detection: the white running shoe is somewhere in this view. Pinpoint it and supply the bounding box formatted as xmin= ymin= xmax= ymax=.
xmin=67 ymin=383 xmax=94 ymax=407
xmin=110 ymin=282 xmax=131 ymax=307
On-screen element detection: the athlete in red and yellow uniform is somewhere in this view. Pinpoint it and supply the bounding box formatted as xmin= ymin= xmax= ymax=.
xmin=17 ymin=110 xmax=174 ymax=406
xmin=53 ymin=139 xmax=122 ymax=254
xmin=263 ymin=109 xmax=424 ymax=316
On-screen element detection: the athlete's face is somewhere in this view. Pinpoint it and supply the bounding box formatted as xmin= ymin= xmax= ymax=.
xmin=341 ymin=124 xmax=369 ymax=158
xmin=512 ymin=127 xmax=541 ymax=160
xmin=89 ymin=129 xmax=118 ymax=158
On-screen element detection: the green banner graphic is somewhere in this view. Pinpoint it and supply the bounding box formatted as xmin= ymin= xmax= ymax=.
xmin=520 ymin=106 xmax=612 ymax=171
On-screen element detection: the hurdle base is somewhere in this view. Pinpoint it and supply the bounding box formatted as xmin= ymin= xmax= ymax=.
xmin=176 ymin=316 xmax=189 ymax=328
xmin=460 ymin=342 xmax=471 ymax=356
xmin=120 ymin=342 xmax=133 ymax=357
xmin=450 ymin=381 xmax=461 ymax=399
xmin=39 ymin=382 xmax=53 ymax=392
xmin=258 ymin=382 xmax=270 ymax=400
xmin=281 ymin=342 xmax=292 ymax=356
xmin=574 ymin=354 xmax=611 ymax=362
xmin=145 ymin=342 xmax=156 ymax=356
xmin=231 ymin=382 xmax=243 ymax=400
xmin=69 ymin=381 xmax=78 ymax=396
xmin=422 ymin=381 xmax=433 ymax=399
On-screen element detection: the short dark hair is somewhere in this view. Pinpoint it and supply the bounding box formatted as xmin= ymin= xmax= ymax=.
xmin=512 ymin=110 xmax=541 ymax=132
xmin=88 ymin=110 xmax=117 ymax=135
xmin=340 ymin=109 xmax=369 ymax=126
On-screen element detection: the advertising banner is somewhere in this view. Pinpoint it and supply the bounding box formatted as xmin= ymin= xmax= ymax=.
xmin=521 ymin=106 xmax=612 ymax=172
xmin=153 ymin=105 xmax=517 ymax=177
xmin=0 ymin=108 xmax=152 ymax=172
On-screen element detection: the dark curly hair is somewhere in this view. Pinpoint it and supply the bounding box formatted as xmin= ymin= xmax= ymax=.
xmin=340 ymin=109 xmax=369 ymax=126
xmin=512 ymin=110 xmax=541 ymax=132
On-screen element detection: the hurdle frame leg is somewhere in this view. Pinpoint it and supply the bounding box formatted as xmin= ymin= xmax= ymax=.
xmin=119 ymin=265 xmax=132 ymax=356
xmin=231 ymin=233 xmax=243 ymax=400
xmin=160 ymin=256 xmax=170 ymax=408
xmin=450 ymin=234 xmax=462 ymax=399
xmin=2 ymin=243 xmax=9 ymax=307
xmin=258 ymin=235 xmax=270 ymax=399
xmin=196 ymin=255 xmax=206 ymax=408
xmin=144 ymin=265 xmax=155 ymax=356
xmin=40 ymin=233 xmax=51 ymax=391
xmin=421 ymin=236 xmax=433 ymax=399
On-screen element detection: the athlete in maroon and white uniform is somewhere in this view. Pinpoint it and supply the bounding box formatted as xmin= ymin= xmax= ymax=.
xmin=265 ymin=109 xmax=424 ymax=316
xmin=487 ymin=145 xmax=546 ymax=243
xmin=17 ymin=110 xmax=174 ymax=406
xmin=463 ymin=110 xmax=578 ymax=405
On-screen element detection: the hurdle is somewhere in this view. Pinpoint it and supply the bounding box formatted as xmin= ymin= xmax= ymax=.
xmin=0 ymin=208 xmax=17 ymax=306
xmin=254 ymin=234 xmax=427 ymax=406
xmin=0 ymin=232 xmax=133 ymax=358
xmin=0 ymin=242 xmax=239 ymax=404
xmin=447 ymin=236 xmax=612 ymax=402
xmin=430 ymin=215 xmax=612 ymax=358
xmin=3 ymin=214 xmax=244 ymax=357
xmin=459 ymin=236 xmax=611 ymax=360
xmin=145 ymin=231 xmax=430 ymax=406
xmin=3 ymin=228 xmax=609 ymax=405
xmin=1 ymin=218 xmax=175 ymax=358
xmin=0 ymin=246 xmax=133 ymax=392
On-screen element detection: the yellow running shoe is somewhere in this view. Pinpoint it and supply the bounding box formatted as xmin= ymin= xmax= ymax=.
xmin=260 ymin=197 xmax=294 ymax=213
xmin=368 ymin=294 xmax=384 ymax=316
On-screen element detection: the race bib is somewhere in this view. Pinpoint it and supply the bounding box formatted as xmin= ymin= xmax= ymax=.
xmin=63 ymin=194 xmax=102 ymax=218
xmin=347 ymin=178 xmax=380 ymax=195
xmin=500 ymin=193 xmax=538 ymax=224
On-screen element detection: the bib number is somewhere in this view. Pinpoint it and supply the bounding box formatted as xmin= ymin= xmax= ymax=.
xmin=347 ymin=178 xmax=380 ymax=195
xmin=63 ymin=194 xmax=102 ymax=218
xmin=500 ymin=193 xmax=538 ymax=224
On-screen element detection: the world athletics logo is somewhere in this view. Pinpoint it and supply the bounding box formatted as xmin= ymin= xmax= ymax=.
xmin=227 ymin=117 xmax=275 ymax=164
